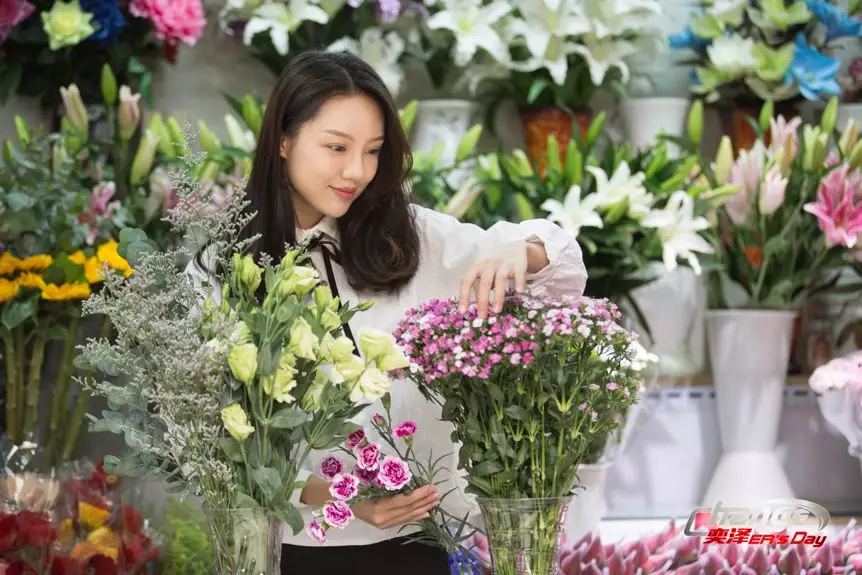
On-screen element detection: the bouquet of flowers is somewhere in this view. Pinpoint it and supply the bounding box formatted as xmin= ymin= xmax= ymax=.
xmin=0 ymin=0 xmax=206 ymax=107
xmin=669 ymin=0 xmax=862 ymax=105
xmin=692 ymin=98 xmax=861 ymax=309
xmin=0 ymin=121 xmax=133 ymax=467
xmin=76 ymin=150 xmax=410 ymax=572
xmin=220 ymin=0 xmax=421 ymax=98
xmin=392 ymin=293 xmax=654 ymax=573
xmin=484 ymin=109 xmax=734 ymax=309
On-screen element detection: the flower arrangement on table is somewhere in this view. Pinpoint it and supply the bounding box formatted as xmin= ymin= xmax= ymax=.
xmin=0 ymin=0 xmax=206 ymax=107
xmin=220 ymin=0 xmax=422 ymax=99
xmin=688 ymin=98 xmax=861 ymax=310
xmin=76 ymin=157 xmax=411 ymax=573
xmin=392 ymin=292 xmax=655 ymax=574
xmin=0 ymin=119 xmax=135 ymax=468
xmin=482 ymin=108 xmax=734 ymax=311
xmin=669 ymin=0 xmax=862 ymax=107
xmin=0 ymin=462 xmax=160 ymax=575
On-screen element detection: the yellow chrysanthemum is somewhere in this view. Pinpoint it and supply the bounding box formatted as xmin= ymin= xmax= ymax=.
xmin=17 ymin=273 xmax=46 ymax=290
xmin=96 ymin=241 xmax=132 ymax=277
xmin=78 ymin=501 xmax=110 ymax=529
xmin=41 ymin=282 xmax=91 ymax=301
xmin=86 ymin=526 xmax=119 ymax=559
xmin=0 ymin=278 xmax=19 ymax=303
xmin=58 ymin=518 xmax=75 ymax=544
xmin=68 ymin=251 xmax=87 ymax=265
xmin=0 ymin=252 xmax=21 ymax=276
xmin=17 ymin=254 xmax=53 ymax=272
xmin=84 ymin=256 xmax=105 ymax=284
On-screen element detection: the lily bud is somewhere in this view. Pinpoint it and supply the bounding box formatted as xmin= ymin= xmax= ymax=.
xmin=514 ymin=193 xmax=536 ymax=220
xmin=714 ymin=136 xmax=734 ymax=183
xmin=242 ymin=94 xmax=263 ymax=138
xmin=100 ymin=64 xmax=117 ymax=106
xmin=812 ymin=132 xmax=829 ymax=170
xmin=52 ymin=142 xmax=67 ymax=174
xmin=225 ymin=115 xmax=252 ymax=152
xmin=820 ymin=97 xmax=838 ymax=135
xmin=455 ymin=124 xmax=483 ymax=163
xmin=848 ymin=139 xmax=862 ymax=170
xmin=802 ymin=125 xmax=819 ymax=171
xmin=565 ymin=142 xmax=583 ymax=184
xmin=14 ymin=116 xmax=29 ymax=147
xmin=545 ymin=134 xmax=562 ymax=174
xmin=587 ymin=111 xmax=606 ymax=145
xmin=3 ymin=140 xmax=15 ymax=166
xmin=129 ymin=129 xmax=160 ymax=187
xmin=443 ymin=178 xmax=482 ymax=219
xmin=147 ymin=114 xmax=174 ymax=157
xmin=166 ymin=117 xmax=186 ymax=152
xmin=840 ymin=119 xmax=859 ymax=155
xmin=118 ymin=86 xmax=141 ymax=141
xmin=758 ymin=167 xmax=787 ymax=215
xmin=60 ymin=84 xmax=88 ymax=139
xmin=399 ymin=100 xmax=418 ymax=133
xmin=478 ymin=154 xmax=501 ymax=180
xmin=512 ymin=149 xmax=534 ymax=176
xmin=687 ymin=99 xmax=704 ymax=144
xmin=197 ymin=121 xmax=221 ymax=154
xmin=759 ymin=100 xmax=774 ymax=133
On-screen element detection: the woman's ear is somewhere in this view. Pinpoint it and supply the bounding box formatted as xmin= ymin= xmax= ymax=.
xmin=279 ymin=137 xmax=290 ymax=160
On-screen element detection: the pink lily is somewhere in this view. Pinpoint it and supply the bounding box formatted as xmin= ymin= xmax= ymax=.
xmin=803 ymin=166 xmax=862 ymax=248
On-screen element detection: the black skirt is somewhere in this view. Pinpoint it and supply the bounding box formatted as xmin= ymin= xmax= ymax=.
xmin=281 ymin=537 xmax=450 ymax=575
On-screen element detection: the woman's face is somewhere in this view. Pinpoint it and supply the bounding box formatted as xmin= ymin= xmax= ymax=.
xmin=281 ymin=93 xmax=385 ymax=229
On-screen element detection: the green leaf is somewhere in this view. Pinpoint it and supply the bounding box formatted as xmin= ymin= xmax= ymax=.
xmin=276 ymin=504 xmax=305 ymax=536
xmin=218 ymin=437 xmax=245 ymax=462
xmin=504 ymin=405 xmax=530 ymax=420
xmin=269 ymin=407 xmax=310 ymax=429
xmin=6 ymin=192 xmax=34 ymax=211
xmin=252 ymin=467 xmax=282 ymax=503
xmin=527 ymin=79 xmax=550 ymax=104
xmin=233 ymin=491 xmax=259 ymax=508
xmin=3 ymin=298 xmax=36 ymax=330
xmin=487 ymin=383 xmax=505 ymax=403
xmin=472 ymin=460 xmax=503 ymax=477
xmin=441 ymin=397 xmax=459 ymax=420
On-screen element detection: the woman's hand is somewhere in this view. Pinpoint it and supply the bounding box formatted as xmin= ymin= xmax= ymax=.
xmin=459 ymin=240 xmax=529 ymax=318
xmin=352 ymin=485 xmax=440 ymax=530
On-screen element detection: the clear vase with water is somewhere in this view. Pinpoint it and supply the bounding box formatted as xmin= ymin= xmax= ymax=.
xmin=204 ymin=507 xmax=284 ymax=575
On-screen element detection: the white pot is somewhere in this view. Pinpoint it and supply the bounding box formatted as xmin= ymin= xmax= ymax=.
xmin=628 ymin=262 xmax=707 ymax=379
xmin=837 ymin=103 xmax=862 ymax=131
xmin=565 ymin=463 xmax=611 ymax=540
xmin=702 ymin=309 xmax=797 ymax=506
xmin=621 ymin=98 xmax=691 ymax=155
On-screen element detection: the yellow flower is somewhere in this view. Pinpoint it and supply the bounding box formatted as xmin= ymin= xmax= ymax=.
xmin=42 ymin=282 xmax=91 ymax=301
xmin=17 ymin=254 xmax=52 ymax=272
xmin=58 ymin=518 xmax=75 ymax=544
xmin=228 ymin=342 xmax=258 ymax=385
xmin=85 ymin=256 xmax=105 ymax=283
xmin=97 ymin=241 xmax=132 ymax=277
xmin=221 ymin=403 xmax=255 ymax=441
xmin=42 ymin=0 xmax=95 ymax=51
xmin=87 ymin=526 xmax=119 ymax=559
xmin=78 ymin=501 xmax=111 ymax=529
xmin=68 ymin=251 xmax=86 ymax=265
xmin=0 ymin=252 xmax=21 ymax=276
xmin=0 ymin=279 xmax=19 ymax=303
xmin=17 ymin=273 xmax=46 ymax=290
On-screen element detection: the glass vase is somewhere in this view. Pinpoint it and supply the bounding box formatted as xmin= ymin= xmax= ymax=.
xmin=477 ymin=496 xmax=574 ymax=575
xmin=204 ymin=507 xmax=284 ymax=575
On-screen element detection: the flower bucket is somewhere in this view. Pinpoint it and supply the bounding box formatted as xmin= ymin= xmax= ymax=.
xmin=519 ymin=107 xmax=591 ymax=170
xmin=204 ymin=507 xmax=284 ymax=575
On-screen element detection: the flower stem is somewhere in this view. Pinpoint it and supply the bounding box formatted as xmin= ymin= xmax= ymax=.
xmin=3 ymin=332 xmax=18 ymax=444
xmin=47 ymin=313 xmax=80 ymax=465
xmin=13 ymin=329 xmax=25 ymax=444
xmin=22 ymin=334 xmax=46 ymax=439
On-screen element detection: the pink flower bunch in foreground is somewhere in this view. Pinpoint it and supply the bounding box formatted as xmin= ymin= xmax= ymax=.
xmin=129 ymin=0 xmax=206 ymax=46
xmin=469 ymin=519 xmax=862 ymax=575
xmin=809 ymin=350 xmax=862 ymax=394
xmin=804 ymin=165 xmax=862 ymax=252
xmin=306 ymin=421 xmax=417 ymax=544
xmin=393 ymin=293 xmax=632 ymax=383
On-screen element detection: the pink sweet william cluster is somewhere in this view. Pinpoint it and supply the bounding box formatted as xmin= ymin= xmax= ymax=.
xmin=393 ymin=293 xmax=633 ymax=383
xmin=306 ymin=423 xmax=417 ymax=544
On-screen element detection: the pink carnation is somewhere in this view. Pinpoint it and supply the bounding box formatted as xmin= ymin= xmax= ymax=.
xmin=393 ymin=421 xmax=417 ymax=438
xmin=355 ymin=443 xmax=381 ymax=471
xmin=328 ymin=473 xmax=360 ymax=501
xmin=352 ymin=464 xmax=379 ymax=486
xmin=376 ymin=455 xmax=412 ymax=491
xmin=345 ymin=429 xmax=366 ymax=450
xmin=320 ymin=456 xmax=343 ymax=479
xmin=130 ymin=0 xmax=206 ymax=46
xmin=306 ymin=519 xmax=326 ymax=543
xmin=322 ymin=500 xmax=354 ymax=529
xmin=372 ymin=414 xmax=385 ymax=425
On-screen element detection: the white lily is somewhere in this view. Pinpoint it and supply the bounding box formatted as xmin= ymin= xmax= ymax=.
xmin=243 ymin=0 xmax=330 ymax=55
xmin=540 ymin=185 xmax=603 ymax=238
xmin=509 ymin=0 xmax=590 ymax=63
xmin=327 ymin=28 xmax=406 ymax=97
xmin=587 ymin=162 xmax=648 ymax=209
xmin=571 ymin=34 xmax=637 ymax=85
xmin=584 ymin=0 xmax=662 ymax=38
xmin=508 ymin=35 xmax=574 ymax=85
xmin=425 ymin=0 xmax=512 ymax=67
xmin=707 ymin=34 xmax=757 ymax=76
xmin=641 ymin=191 xmax=714 ymax=274
xmin=708 ymin=0 xmax=748 ymax=25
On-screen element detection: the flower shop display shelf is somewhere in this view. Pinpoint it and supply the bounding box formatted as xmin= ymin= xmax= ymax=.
xmin=603 ymin=381 xmax=862 ymax=519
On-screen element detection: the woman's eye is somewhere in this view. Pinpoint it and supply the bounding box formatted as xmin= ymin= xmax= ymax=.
xmin=368 ymin=148 xmax=381 ymax=156
xmin=328 ymin=145 xmax=346 ymax=152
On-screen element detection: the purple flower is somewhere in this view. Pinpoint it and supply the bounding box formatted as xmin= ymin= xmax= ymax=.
xmin=345 ymin=429 xmax=366 ymax=450
xmin=376 ymin=455 xmax=412 ymax=491
xmin=355 ymin=443 xmax=381 ymax=471
xmin=306 ymin=519 xmax=327 ymax=543
xmin=373 ymin=0 xmax=401 ymax=22
xmin=322 ymin=500 xmax=354 ymax=529
xmin=320 ymin=456 xmax=344 ymax=479
xmin=328 ymin=473 xmax=360 ymax=501
xmin=394 ymin=420 xmax=417 ymax=438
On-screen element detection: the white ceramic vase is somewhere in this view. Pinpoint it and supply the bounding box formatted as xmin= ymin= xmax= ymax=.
xmin=628 ymin=263 xmax=707 ymax=379
xmin=620 ymin=98 xmax=691 ymax=155
xmin=702 ymin=310 xmax=797 ymax=506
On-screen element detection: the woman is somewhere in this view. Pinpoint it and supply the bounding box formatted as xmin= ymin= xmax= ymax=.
xmin=190 ymin=51 xmax=588 ymax=574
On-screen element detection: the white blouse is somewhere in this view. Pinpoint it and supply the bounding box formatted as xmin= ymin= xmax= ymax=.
xmin=186 ymin=204 xmax=587 ymax=547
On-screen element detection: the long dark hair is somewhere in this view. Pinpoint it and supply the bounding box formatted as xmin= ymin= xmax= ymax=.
xmin=238 ymin=50 xmax=420 ymax=295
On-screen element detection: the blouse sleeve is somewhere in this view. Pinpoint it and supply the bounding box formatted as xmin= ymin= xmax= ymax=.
xmin=411 ymin=205 xmax=588 ymax=300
